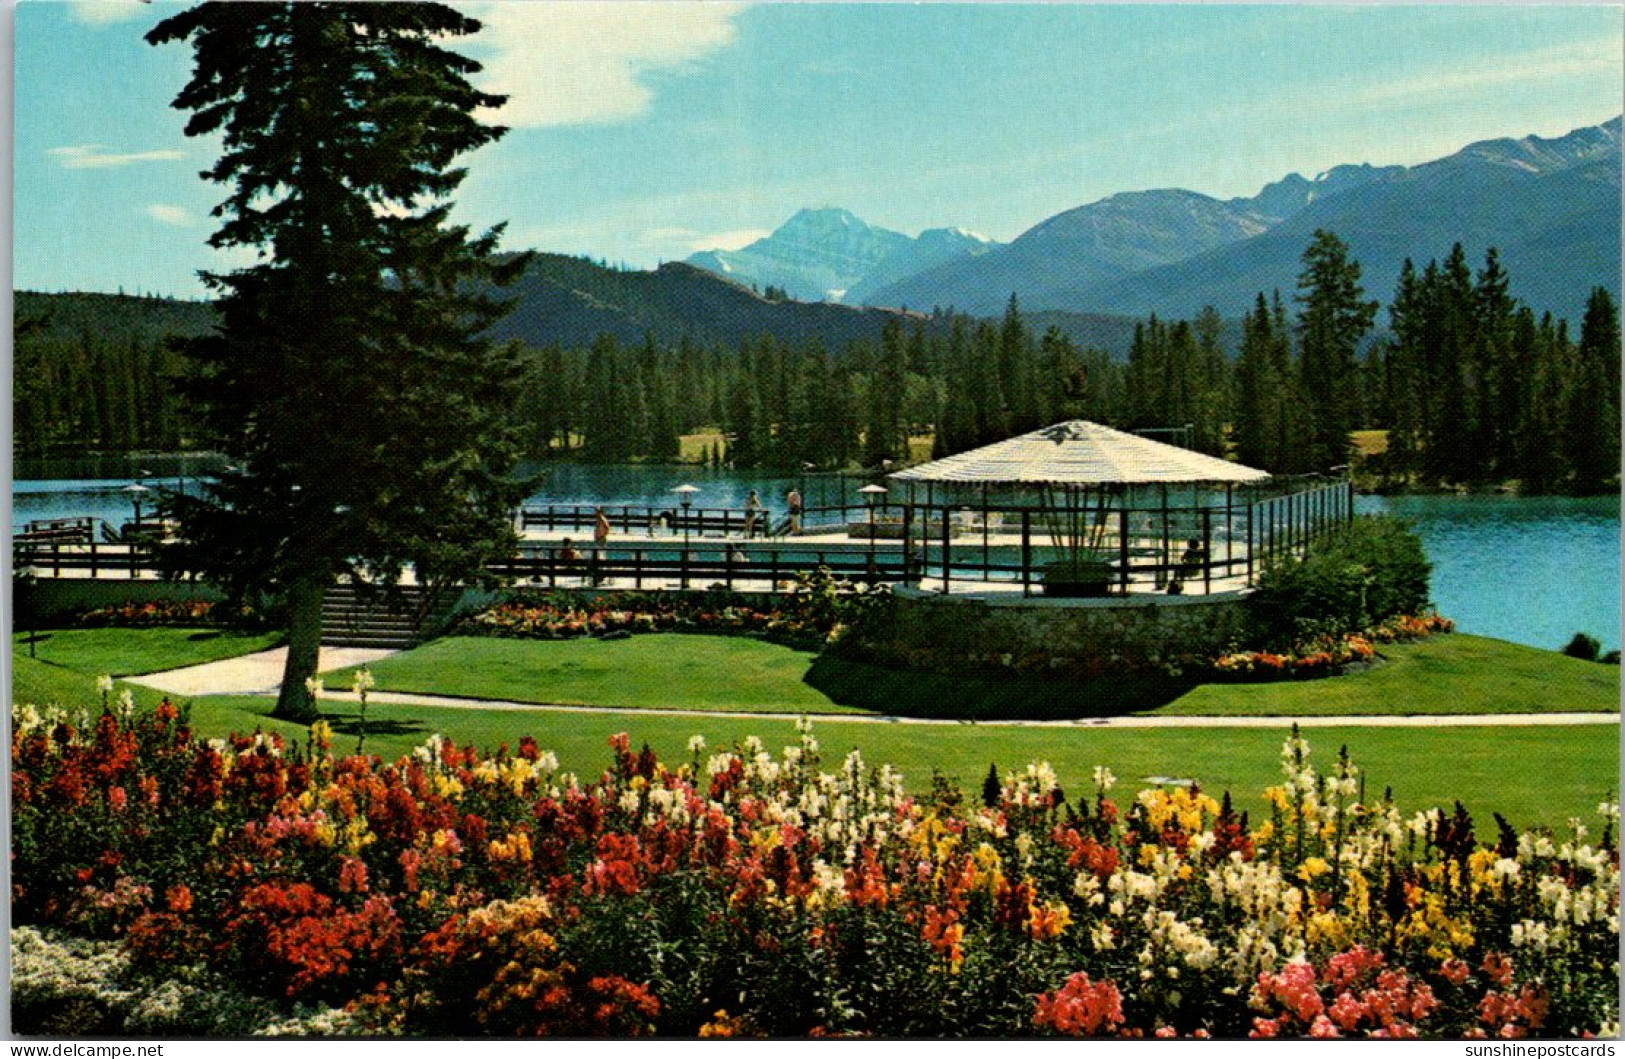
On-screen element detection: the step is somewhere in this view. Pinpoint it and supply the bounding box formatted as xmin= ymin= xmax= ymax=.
xmin=320 ymin=582 xmax=451 ymax=649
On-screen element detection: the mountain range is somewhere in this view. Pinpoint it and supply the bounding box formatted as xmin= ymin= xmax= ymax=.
xmin=21 ymin=118 xmax=1619 ymax=363
xmin=688 ymin=117 xmax=1622 ymax=323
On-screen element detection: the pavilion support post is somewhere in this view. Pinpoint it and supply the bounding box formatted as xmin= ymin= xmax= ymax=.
xmin=1225 ymin=485 xmax=1234 ymax=576
xmin=1159 ymin=483 xmax=1170 ymax=590
xmin=940 ymin=504 xmax=952 ymax=595
xmin=981 ymin=483 xmax=990 ymax=582
xmin=1265 ymin=498 xmax=1274 ymax=566
xmin=1021 ymin=510 xmax=1032 ymax=597
xmin=1202 ymin=508 xmax=1212 ymax=594
xmin=1118 ymin=507 xmax=1130 ymax=595
xmin=902 ymin=504 xmax=914 ymax=584
xmin=1245 ymin=500 xmax=1254 ymax=585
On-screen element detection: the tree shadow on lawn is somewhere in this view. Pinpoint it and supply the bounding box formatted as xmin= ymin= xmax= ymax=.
xmin=803 ymin=655 xmax=1196 ymax=721
xmin=320 ymin=713 xmax=431 ymax=739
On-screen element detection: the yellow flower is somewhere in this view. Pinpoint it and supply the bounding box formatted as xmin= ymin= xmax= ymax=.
xmin=1297 ymin=857 xmax=1331 ymax=882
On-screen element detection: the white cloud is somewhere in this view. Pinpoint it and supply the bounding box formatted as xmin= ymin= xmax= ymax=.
xmin=50 ymin=145 xmax=186 ymax=170
xmin=1336 ymin=37 xmax=1621 ymax=110
xmin=67 ymin=1 xmax=147 ymax=26
xmin=465 ymin=2 xmax=747 ymax=128
xmin=688 ymin=227 xmax=769 ymax=253
xmin=146 ymin=204 xmax=193 ymax=227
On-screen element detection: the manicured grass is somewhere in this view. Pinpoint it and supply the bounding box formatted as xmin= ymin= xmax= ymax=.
xmin=12 ymin=627 xmax=282 ymax=677
xmin=11 ymin=655 xmax=171 ymax=711
xmin=324 ymin=633 xmax=1618 ymax=719
xmin=321 ymin=634 xmax=866 ymax=713
xmin=1158 ymin=634 xmax=1621 ymax=716
xmin=178 ymin=693 xmax=1617 ymax=831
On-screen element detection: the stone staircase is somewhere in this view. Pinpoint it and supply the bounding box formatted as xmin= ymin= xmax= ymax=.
xmin=320 ymin=583 xmax=449 ymax=650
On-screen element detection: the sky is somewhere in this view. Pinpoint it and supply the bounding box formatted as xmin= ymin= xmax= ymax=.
xmin=13 ymin=1 xmax=1624 ymax=299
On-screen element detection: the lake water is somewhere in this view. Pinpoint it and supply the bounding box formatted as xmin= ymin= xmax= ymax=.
xmin=1355 ymin=493 xmax=1620 ymax=654
xmin=12 ymin=459 xmax=1620 ymax=653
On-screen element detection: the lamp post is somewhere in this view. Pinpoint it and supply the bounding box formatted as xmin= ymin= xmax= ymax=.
xmin=672 ymin=483 xmax=699 ymax=588
xmin=122 ymin=483 xmax=151 ymax=540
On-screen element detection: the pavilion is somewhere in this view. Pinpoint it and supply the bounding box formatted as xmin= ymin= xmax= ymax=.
xmin=885 ymin=420 xmax=1352 ymax=596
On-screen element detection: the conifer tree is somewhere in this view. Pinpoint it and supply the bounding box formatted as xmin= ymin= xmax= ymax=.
xmin=1295 ymin=230 xmax=1377 ymax=471
xmin=149 ymin=3 xmax=530 ymax=720
xmin=1566 ymin=287 xmax=1622 ymax=491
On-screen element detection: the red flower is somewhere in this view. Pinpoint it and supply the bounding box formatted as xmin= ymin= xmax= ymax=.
xmin=1035 ymin=973 xmax=1126 ymax=1037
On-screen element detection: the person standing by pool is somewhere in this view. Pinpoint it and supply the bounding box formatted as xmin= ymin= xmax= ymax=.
xmin=786 ymin=488 xmax=803 ymax=534
xmin=592 ymin=508 xmax=611 ymax=585
xmin=744 ymin=490 xmax=764 ymax=538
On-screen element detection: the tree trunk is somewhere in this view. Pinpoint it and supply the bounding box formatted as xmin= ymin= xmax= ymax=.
xmin=273 ymin=575 xmax=326 ymax=722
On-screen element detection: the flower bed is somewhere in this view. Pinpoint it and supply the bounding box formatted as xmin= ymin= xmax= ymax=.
xmin=75 ymin=598 xmax=263 ymax=629
xmin=456 ymin=571 xmax=891 ymax=651
xmin=10 ymin=701 xmax=1616 ymax=1038
xmin=1212 ymin=614 xmax=1455 ymax=682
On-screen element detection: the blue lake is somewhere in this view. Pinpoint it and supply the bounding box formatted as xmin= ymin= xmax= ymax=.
xmin=1354 ymin=493 xmax=1620 ymax=654
xmin=12 ymin=461 xmax=1620 ymax=653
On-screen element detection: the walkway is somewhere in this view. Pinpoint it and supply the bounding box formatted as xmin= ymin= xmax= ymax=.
xmin=128 ymin=645 xmax=398 ymax=697
xmin=126 ymin=648 xmax=1618 ymax=729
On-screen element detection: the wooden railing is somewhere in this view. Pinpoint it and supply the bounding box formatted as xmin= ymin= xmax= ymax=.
xmin=518 ymin=505 xmax=775 ymax=539
xmin=491 ymin=545 xmax=911 ymax=592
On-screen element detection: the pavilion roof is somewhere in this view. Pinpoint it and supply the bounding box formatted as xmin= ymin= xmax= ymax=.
xmin=889 ymin=420 xmax=1271 ymax=486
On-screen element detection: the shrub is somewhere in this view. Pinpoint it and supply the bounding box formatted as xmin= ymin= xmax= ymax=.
xmin=1247 ymin=516 xmax=1432 ymax=649
xmin=1562 ymin=633 xmax=1602 ymax=662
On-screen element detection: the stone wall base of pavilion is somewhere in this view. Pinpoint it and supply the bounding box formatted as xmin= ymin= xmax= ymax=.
xmin=845 ymin=585 xmax=1252 ymax=680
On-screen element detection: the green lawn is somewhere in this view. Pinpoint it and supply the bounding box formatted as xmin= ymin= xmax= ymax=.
xmin=179 ymin=693 xmax=1616 ymax=831
xmin=12 ymin=627 xmax=282 ymax=678
xmin=12 ymin=654 xmax=172 ymax=711
xmin=12 ymin=626 xmax=1619 ymax=830
xmin=320 ymin=634 xmax=866 ymax=713
xmin=1160 ymin=634 xmax=1621 ymax=716
xmin=319 ymin=633 xmax=1618 ymax=719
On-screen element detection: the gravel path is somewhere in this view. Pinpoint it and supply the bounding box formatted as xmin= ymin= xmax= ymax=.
xmin=127 ymin=646 xmax=399 ymax=696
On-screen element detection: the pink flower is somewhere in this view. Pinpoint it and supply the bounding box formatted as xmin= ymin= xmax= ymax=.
xmin=1034 ymin=974 xmax=1125 ymax=1037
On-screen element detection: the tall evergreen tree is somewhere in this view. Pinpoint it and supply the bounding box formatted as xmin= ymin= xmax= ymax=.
xmin=1567 ymin=287 xmax=1622 ymax=491
xmin=1295 ymin=230 xmax=1377 ymax=471
xmin=149 ymin=3 xmax=530 ymax=720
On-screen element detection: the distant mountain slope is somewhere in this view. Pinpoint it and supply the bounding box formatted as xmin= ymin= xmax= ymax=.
xmin=15 ymin=290 xmax=217 ymax=342
xmin=861 ymin=116 xmax=1620 ymax=322
xmin=686 ymin=207 xmax=999 ymax=303
xmin=1070 ymin=119 xmax=1622 ymax=321
xmin=863 ymin=189 xmax=1275 ymax=315
xmin=16 ymin=256 xmax=935 ymax=358
xmin=478 ymin=253 xmax=931 ymax=349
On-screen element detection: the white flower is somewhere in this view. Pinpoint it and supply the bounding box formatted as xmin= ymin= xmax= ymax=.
xmin=537 ymin=750 xmax=559 ymax=773
xmin=304 ymin=677 xmax=325 ymax=701
xmin=352 ymin=667 xmax=375 ymax=694
xmin=1092 ymin=766 xmax=1117 ymax=793
xmin=96 ymin=675 xmax=115 ymax=695
xmin=687 ymin=735 xmax=706 ymax=755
